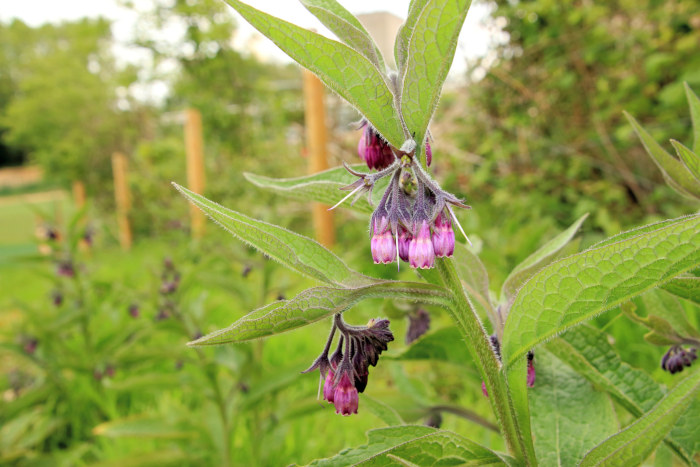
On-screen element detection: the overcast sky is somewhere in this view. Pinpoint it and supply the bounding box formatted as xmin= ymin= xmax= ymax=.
xmin=0 ymin=1 xmax=495 ymax=63
xmin=0 ymin=1 xmax=500 ymax=102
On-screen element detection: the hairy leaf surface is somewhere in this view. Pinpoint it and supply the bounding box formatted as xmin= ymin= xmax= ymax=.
xmin=530 ymin=350 xmax=618 ymax=466
xmin=501 ymin=214 xmax=587 ymax=302
xmin=502 ymin=214 xmax=700 ymax=367
xmin=309 ymin=425 xmax=508 ymax=466
xmin=400 ymin=0 xmax=472 ymax=152
xmin=174 ymin=183 xmax=374 ymax=287
xmin=188 ymin=281 xmax=451 ymax=345
xmin=223 ymin=0 xmax=404 ymax=146
xmin=579 ymin=367 xmax=700 ymax=467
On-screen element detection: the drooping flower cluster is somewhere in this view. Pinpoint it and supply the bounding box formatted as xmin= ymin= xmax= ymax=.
xmin=405 ymin=308 xmax=431 ymax=344
xmin=304 ymin=314 xmax=394 ymax=416
xmin=337 ymin=124 xmax=470 ymax=269
xmin=661 ymin=345 xmax=697 ymax=374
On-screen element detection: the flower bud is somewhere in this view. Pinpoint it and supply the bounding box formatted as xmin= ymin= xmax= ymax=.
xmin=358 ymin=122 xmax=395 ymax=170
xmin=409 ymin=221 xmax=435 ymax=269
xmin=527 ymin=351 xmax=536 ymax=388
xmin=425 ymin=140 xmax=432 ymax=167
xmin=432 ymin=214 xmax=455 ymax=258
xmin=323 ymin=368 xmax=336 ymax=403
xmin=397 ymin=226 xmax=411 ymax=262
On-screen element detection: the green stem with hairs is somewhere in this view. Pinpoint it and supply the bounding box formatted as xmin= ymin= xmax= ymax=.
xmin=435 ymin=257 xmax=536 ymax=464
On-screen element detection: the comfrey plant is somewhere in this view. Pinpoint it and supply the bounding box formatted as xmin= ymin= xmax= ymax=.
xmin=176 ymin=1 xmax=700 ymax=465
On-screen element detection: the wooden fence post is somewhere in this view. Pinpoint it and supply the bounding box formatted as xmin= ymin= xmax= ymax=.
xmin=185 ymin=108 xmax=206 ymax=239
xmin=302 ymin=70 xmax=335 ymax=248
xmin=111 ymin=152 xmax=132 ymax=250
xmin=72 ymin=180 xmax=86 ymax=209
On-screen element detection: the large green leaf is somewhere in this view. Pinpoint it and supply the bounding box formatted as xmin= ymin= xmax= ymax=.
xmin=400 ymin=0 xmax=472 ymax=153
xmin=174 ymin=183 xmax=374 ymax=287
xmin=394 ymin=0 xmax=429 ymax=73
xmin=548 ymin=325 xmax=695 ymax=462
xmin=530 ymin=350 xmax=618 ymax=466
xmin=188 ymin=281 xmax=451 ymax=345
xmin=223 ymin=0 xmax=404 ymax=146
xmin=502 ymin=214 xmax=700 ymax=368
xmin=243 ymin=165 xmax=389 ymax=214
xmin=625 ymin=112 xmax=700 ymax=198
xmin=308 ymin=425 xmax=509 ymax=466
xmin=501 ymin=213 xmax=588 ymax=302
xmin=300 ymin=0 xmax=385 ymax=71
xmin=686 ymin=82 xmax=700 ymax=154
xmin=662 ymin=275 xmax=700 ymax=305
xmin=579 ymin=366 xmax=700 ymax=467
xmin=361 ymin=395 xmax=405 ymax=427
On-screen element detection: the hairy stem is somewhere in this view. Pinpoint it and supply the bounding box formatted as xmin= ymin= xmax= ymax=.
xmin=435 ymin=258 xmax=535 ymax=464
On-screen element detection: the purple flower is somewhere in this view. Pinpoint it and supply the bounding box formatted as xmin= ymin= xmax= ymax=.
xmin=333 ymin=371 xmax=359 ymax=416
xmin=527 ymin=351 xmax=536 ymax=388
xmin=358 ymin=121 xmax=395 ymax=170
xmin=371 ymin=217 xmax=396 ymax=264
xmin=432 ymin=214 xmax=455 ymax=258
xmin=52 ymin=290 xmax=63 ymax=307
xmin=57 ymin=260 xmax=75 ymax=278
xmin=409 ymin=221 xmax=435 ymax=269
xmin=323 ymin=367 xmax=336 ymax=403
xmin=425 ymin=139 xmax=432 ymax=167
xmin=128 ymin=303 xmax=140 ymax=318
xmin=406 ymin=308 xmax=430 ymax=344
xmin=397 ymin=226 xmax=411 ymax=262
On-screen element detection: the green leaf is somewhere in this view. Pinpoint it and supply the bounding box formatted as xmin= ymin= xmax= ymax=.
xmin=243 ymin=165 xmax=389 ymax=214
xmin=669 ymin=398 xmax=700 ymax=459
xmin=174 ymin=183 xmax=374 ymax=287
xmin=578 ymin=366 xmax=700 ymax=467
xmin=454 ymin=243 xmax=495 ymax=321
xmin=625 ymin=111 xmax=700 ymax=199
xmin=548 ymin=325 xmax=695 ymax=462
xmin=223 ymin=0 xmax=404 ymax=146
xmin=308 ymin=426 xmax=507 ymax=466
xmin=530 ymin=350 xmax=618 ymax=466
xmin=394 ymin=0 xmax=429 ymax=73
xmin=502 ymin=214 xmax=700 ymax=368
xmin=361 ymin=395 xmax=405 ymax=427
xmin=300 ymin=0 xmax=385 ymax=70
xmin=386 ymin=327 xmax=472 ymax=368
xmin=671 ymin=140 xmax=700 ymax=183
xmin=685 ymin=82 xmax=700 ymax=154
xmin=189 ymin=281 xmax=451 ymax=345
xmin=400 ymin=0 xmax=472 ymax=152
xmin=501 ymin=213 xmax=588 ymax=302
xmin=662 ymin=275 xmax=700 ymax=305
xmin=590 ymin=217 xmax=686 ymax=249
xmin=639 ymin=289 xmax=700 ymax=341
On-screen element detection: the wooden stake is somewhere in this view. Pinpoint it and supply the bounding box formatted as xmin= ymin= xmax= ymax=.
xmin=185 ymin=108 xmax=206 ymax=239
xmin=72 ymin=180 xmax=86 ymax=209
xmin=111 ymin=152 xmax=132 ymax=250
xmin=302 ymin=70 xmax=335 ymax=248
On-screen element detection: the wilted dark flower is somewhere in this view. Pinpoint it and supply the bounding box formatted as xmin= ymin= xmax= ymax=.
xmin=57 ymin=260 xmax=75 ymax=278
xmin=52 ymin=290 xmax=63 ymax=307
xmin=662 ymin=346 xmax=697 ymax=374
xmin=425 ymin=411 xmax=442 ymax=428
xmin=23 ymin=337 xmax=38 ymax=355
xmin=305 ymin=314 xmax=394 ymax=416
xmin=406 ymin=308 xmax=431 ymax=344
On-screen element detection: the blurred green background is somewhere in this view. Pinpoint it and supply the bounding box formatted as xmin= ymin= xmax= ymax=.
xmin=1 ymin=0 xmax=699 ymax=465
